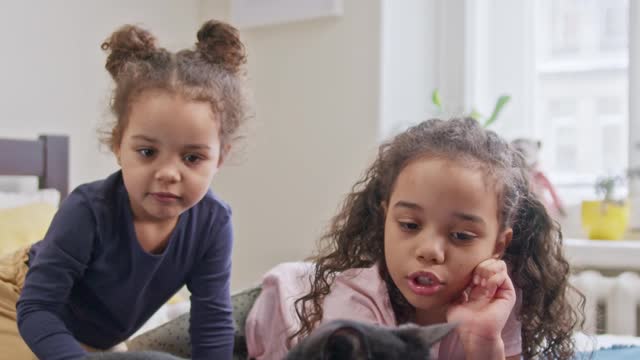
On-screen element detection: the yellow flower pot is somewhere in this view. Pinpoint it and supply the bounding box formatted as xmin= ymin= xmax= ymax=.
xmin=581 ymin=200 xmax=630 ymax=240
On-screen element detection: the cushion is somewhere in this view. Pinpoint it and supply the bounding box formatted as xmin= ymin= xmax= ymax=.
xmin=126 ymin=285 xmax=262 ymax=359
xmin=0 ymin=189 xmax=60 ymax=209
xmin=0 ymin=202 xmax=57 ymax=256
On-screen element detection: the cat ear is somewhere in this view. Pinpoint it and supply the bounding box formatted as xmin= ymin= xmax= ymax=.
xmin=323 ymin=326 xmax=371 ymax=360
xmin=394 ymin=322 xmax=457 ymax=348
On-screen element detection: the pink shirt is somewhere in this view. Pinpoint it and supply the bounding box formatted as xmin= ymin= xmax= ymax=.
xmin=245 ymin=262 xmax=522 ymax=360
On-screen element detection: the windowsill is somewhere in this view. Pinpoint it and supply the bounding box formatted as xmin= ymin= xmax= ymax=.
xmin=564 ymin=237 xmax=640 ymax=270
xmin=547 ymin=172 xmax=628 ymax=206
xmin=537 ymin=57 xmax=628 ymax=74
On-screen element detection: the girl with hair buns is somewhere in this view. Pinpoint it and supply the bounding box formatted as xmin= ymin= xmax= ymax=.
xmin=0 ymin=19 xmax=249 ymax=360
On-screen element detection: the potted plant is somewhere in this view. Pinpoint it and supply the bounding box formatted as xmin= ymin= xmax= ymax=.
xmin=581 ymin=175 xmax=630 ymax=240
xmin=431 ymin=89 xmax=511 ymax=128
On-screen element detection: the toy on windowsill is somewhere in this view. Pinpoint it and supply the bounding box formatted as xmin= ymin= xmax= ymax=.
xmin=511 ymin=139 xmax=566 ymax=218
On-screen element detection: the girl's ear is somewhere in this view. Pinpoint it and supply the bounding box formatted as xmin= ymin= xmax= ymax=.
xmin=217 ymin=144 xmax=232 ymax=168
xmin=113 ymin=144 xmax=122 ymax=166
xmin=111 ymin=127 xmax=124 ymax=166
xmin=493 ymin=228 xmax=513 ymax=259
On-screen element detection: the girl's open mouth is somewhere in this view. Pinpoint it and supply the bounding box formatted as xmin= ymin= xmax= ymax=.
xmin=407 ymin=271 xmax=444 ymax=296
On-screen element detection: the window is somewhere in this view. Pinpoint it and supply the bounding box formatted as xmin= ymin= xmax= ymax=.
xmin=382 ymin=0 xmax=634 ymax=195
xmin=599 ymin=0 xmax=629 ymax=52
xmin=536 ymin=0 xmax=629 ymax=185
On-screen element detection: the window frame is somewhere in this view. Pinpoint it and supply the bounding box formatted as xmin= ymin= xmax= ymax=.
xmin=462 ymin=0 xmax=636 ymax=205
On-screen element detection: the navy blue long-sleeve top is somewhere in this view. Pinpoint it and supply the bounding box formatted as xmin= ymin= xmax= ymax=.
xmin=16 ymin=171 xmax=234 ymax=360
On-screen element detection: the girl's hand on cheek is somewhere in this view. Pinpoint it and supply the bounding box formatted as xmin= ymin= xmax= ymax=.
xmin=446 ymin=258 xmax=516 ymax=344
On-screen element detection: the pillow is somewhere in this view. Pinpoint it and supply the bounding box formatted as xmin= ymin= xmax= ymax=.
xmin=0 ymin=202 xmax=57 ymax=256
xmin=0 ymin=189 xmax=60 ymax=209
xmin=126 ymin=285 xmax=263 ymax=359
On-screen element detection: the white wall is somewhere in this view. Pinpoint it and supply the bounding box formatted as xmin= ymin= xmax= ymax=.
xmin=469 ymin=0 xmax=535 ymax=139
xmin=0 ymin=0 xmax=202 ymax=190
xmin=380 ymin=0 xmax=438 ymax=138
xmin=4 ymin=1 xmax=617 ymax=294
xmin=201 ymin=0 xmax=384 ymax=290
xmin=0 ymin=0 xmax=386 ymax=291
xmin=629 ymin=0 xmax=640 ymax=230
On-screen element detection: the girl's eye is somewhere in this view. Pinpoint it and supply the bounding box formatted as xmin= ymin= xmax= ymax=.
xmin=450 ymin=232 xmax=475 ymax=241
xmin=138 ymin=148 xmax=155 ymax=157
xmin=184 ymin=154 xmax=202 ymax=164
xmin=398 ymin=221 xmax=420 ymax=232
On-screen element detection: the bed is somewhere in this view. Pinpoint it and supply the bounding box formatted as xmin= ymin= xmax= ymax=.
xmin=0 ymin=135 xmax=69 ymax=199
xmin=0 ymin=135 xmax=69 ymax=256
xmin=1 ymin=134 xmax=638 ymax=358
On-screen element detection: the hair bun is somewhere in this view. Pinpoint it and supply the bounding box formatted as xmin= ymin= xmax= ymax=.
xmin=101 ymin=25 xmax=157 ymax=79
xmin=196 ymin=20 xmax=246 ymax=75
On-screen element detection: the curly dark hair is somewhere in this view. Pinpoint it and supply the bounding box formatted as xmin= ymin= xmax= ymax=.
xmin=99 ymin=19 xmax=249 ymax=153
xmin=292 ymin=118 xmax=585 ymax=359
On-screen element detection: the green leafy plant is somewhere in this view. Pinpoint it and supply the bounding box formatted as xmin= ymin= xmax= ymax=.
xmin=595 ymin=175 xmax=625 ymax=203
xmin=596 ymin=168 xmax=640 ymax=203
xmin=431 ymin=89 xmax=511 ymax=128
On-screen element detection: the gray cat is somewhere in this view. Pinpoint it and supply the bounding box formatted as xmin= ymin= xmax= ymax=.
xmin=84 ymin=351 xmax=185 ymax=360
xmin=284 ymin=319 xmax=456 ymax=360
xmin=83 ymin=320 xmax=455 ymax=360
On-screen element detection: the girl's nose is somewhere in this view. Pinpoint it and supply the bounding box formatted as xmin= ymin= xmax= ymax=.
xmin=415 ymin=234 xmax=446 ymax=264
xmin=155 ymin=162 xmax=181 ymax=184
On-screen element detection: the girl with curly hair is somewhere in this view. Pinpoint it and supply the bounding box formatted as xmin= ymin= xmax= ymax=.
xmin=246 ymin=118 xmax=583 ymax=359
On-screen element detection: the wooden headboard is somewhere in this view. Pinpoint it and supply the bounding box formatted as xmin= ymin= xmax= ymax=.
xmin=0 ymin=135 xmax=69 ymax=199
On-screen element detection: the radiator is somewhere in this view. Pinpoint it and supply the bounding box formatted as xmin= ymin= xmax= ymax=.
xmin=570 ymin=271 xmax=640 ymax=335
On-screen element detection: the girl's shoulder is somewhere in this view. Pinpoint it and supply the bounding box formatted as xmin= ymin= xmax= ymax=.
xmin=196 ymin=189 xmax=231 ymax=214
xmin=180 ymin=190 xmax=233 ymax=256
xmin=260 ymin=262 xmax=384 ymax=291
xmin=246 ymin=262 xmax=396 ymax=358
xmin=323 ymin=263 xmax=396 ymax=325
xmin=196 ymin=189 xmax=232 ymax=218
xmin=262 ymin=262 xmax=382 ymax=282
xmin=64 ymin=171 xmax=127 ymax=215
xmin=260 ymin=262 xmax=396 ymax=325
